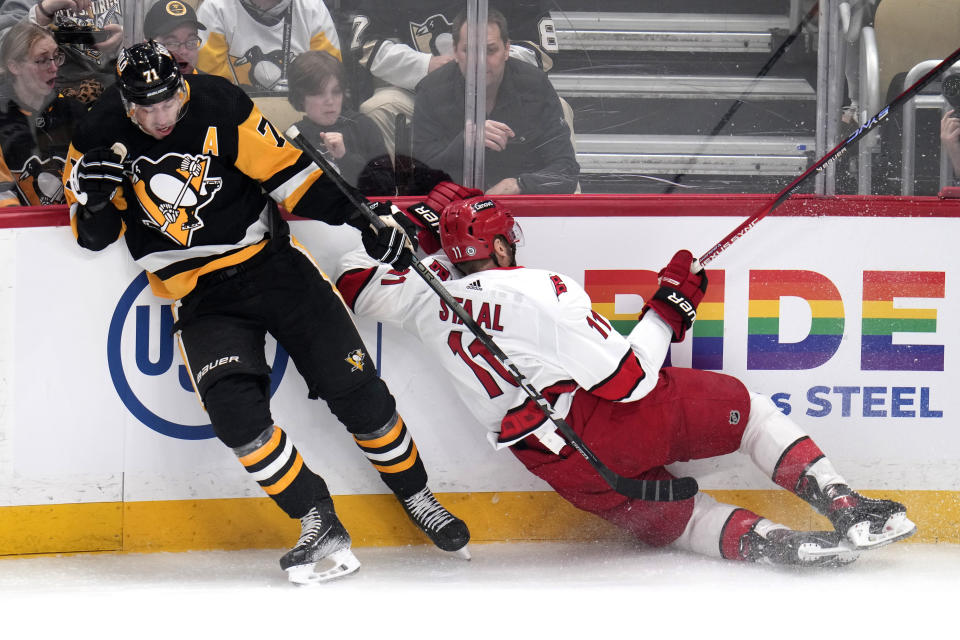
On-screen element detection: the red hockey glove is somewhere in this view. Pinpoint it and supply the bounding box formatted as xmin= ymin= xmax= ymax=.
xmin=642 ymin=250 xmax=708 ymax=342
xmin=402 ymin=181 xmax=484 ymax=254
xmin=425 ymin=181 xmax=484 ymax=212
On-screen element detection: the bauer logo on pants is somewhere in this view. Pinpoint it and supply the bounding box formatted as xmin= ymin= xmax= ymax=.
xmin=107 ymin=272 xmax=289 ymax=440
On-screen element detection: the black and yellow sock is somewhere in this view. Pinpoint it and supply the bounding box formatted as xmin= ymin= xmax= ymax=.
xmin=353 ymin=413 xmax=427 ymax=499
xmin=234 ymin=425 xmax=329 ymax=518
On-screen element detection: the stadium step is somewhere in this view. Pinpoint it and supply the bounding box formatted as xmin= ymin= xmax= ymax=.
xmin=544 ymin=12 xmax=792 ymax=54
xmin=575 ymin=134 xmax=814 ymax=176
xmin=550 ymin=73 xmax=815 ymax=101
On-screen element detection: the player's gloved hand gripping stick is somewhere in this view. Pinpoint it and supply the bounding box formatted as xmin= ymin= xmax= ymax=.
xmin=699 ymin=44 xmax=960 ymax=267
xmin=286 ymin=124 xmax=698 ymax=502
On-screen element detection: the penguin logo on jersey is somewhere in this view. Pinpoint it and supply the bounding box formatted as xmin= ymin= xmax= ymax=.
xmin=130 ymin=152 xmax=222 ymax=246
xmin=410 ymin=14 xmax=454 ymax=56
xmin=16 ymin=155 xmax=65 ymax=205
xmin=345 ymin=349 xmax=366 ymax=372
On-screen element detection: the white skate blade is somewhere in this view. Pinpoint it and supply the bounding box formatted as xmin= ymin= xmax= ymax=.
xmin=797 ymin=540 xmax=860 ymax=565
xmin=450 ymin=545 xmax=471 ymax=560
xmin=286 ymin=548 xmax=361 ymax=585
xmin=845 ymin=512 xmax=917 ymax=550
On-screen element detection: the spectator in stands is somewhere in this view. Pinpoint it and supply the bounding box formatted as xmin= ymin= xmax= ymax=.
xmin=412 ymin=8 xmax=579 ymax=195
xmin=0 ymin=0 xmax=123 ymax=104
xmin=143 ymin=0 xmax=206 ymax=77
xmin=0 ymin=20 xmax=86 ymax=206
xmin=287 ymin=50 xmax=394 ymax=196
xmin=839 ymin=0 xmax=879 ymax=125
xmin=940 ymin=109 xmax=960 ymax=180
xmin=196 ymin=0 xmax=341 ymax=92
xmin=346 ymin=1 xmax=550 ymax=158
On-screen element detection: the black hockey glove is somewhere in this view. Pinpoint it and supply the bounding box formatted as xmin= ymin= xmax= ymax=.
xmin=71 ymin=147 xmax=126 ymax=210
xmin=349 ymin=201 xmax=416 ymax=269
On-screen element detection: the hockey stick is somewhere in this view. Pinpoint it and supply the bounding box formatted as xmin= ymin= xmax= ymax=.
xmin=699 ymin=44 xmax=960 ymax=267
xmin=286 ymin=125 xmax=698 ymax=502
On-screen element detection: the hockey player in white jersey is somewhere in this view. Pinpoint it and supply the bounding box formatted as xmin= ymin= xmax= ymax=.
xmin=336 ymin=185 xmax=917 ymax=567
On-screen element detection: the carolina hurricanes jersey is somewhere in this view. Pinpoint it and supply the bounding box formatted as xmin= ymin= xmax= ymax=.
xmin=65 ymin=74 xmax=355 ymax=299
xmin=336 ymin=247 xmax=673 ymax=450
xmin=197 ymin=0 xmax=341 ymax=88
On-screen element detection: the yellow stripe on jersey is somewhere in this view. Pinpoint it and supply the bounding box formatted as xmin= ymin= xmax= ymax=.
xmin=234 ymin=105 xmax=326 ymax=212
xmin=234 ymin=105 xmax=300 ymax=181
xmin=146 ymin=239 xmax=269 ymax=299
xmin=196 ymin=32 xmax=236 ymax=83
xmin=310 ymin=33 xmax=342 ymax=60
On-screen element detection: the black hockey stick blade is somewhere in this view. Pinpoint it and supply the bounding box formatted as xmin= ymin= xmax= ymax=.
xmin=285 ymin=124 xmax=698 ymax=502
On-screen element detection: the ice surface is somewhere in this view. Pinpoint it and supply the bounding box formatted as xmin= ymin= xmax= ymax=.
xmin=0 ymin=541 xmax=956 ymax=638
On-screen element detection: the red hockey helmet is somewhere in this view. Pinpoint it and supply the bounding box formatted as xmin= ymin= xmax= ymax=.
xmin=439 ymin=196 xmax=523 ymax=264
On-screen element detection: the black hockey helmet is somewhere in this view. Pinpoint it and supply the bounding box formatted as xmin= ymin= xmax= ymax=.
xmin=116 ymin=41 xmax=184 ymax=106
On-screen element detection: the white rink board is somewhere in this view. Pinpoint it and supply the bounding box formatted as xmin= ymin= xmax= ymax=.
xmin=2 ymin=214 xmax=959 ymax=506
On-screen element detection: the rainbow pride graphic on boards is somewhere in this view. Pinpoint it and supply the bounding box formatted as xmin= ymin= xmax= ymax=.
xmin=748 ymin=270 xmax=844 ymax=370
xmin=862 ymin=271 xmax=944 ymax=371
xmin=585 ymin=269 xmax=943 ymax=373
xmin=583 ymin=269 xmax=725 ymax=370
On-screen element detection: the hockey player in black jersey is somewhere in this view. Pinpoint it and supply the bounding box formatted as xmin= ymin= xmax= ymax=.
xmin=63 ymin=41 xmax=469 ymax=583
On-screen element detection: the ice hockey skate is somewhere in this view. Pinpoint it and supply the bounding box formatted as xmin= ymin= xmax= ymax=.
xmin=400 ymin=487 xmax=471 ymax=559
xmin=799 ymin=477 xmax=917 ymax=550
xmin=280 ymin=500 xmax=360 ymax=585
xmin=739 ymin=527 xmax=860 ymax=567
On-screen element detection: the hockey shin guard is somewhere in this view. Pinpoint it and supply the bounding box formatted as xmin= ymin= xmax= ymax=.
xmin=740 ymin=393 xmax=846 ymax=497
xmin=353 ymin=413 xmax=428 ymax=499
xmin=234 ymin=425 xmax=330 ymax=518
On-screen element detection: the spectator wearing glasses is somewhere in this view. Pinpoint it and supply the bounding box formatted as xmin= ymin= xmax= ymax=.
xmin=0 ymin=20 xmax=86 ymax=206
xmin=143 ymin=1 xmax=207 ymax=77
xmin=0 ymin=0 xmax=124 ymax=104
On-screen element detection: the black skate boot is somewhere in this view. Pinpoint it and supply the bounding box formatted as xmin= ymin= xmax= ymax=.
xmin=279 ymin=499 xmax=360 ymax=584
xmin=797 ymin=476 xmax=917 ymax=550
xmin=400 ymin=487 xmax=471 ymax=559
xmin=739 ymin=527 xmax=860 ymax=567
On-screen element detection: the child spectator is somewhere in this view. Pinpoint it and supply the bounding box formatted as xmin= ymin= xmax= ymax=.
xmin=287 ymin=50 xmax=394 ymax=195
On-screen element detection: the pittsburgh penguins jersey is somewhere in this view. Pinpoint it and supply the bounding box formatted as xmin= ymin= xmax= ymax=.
xmin=335 ymin=247 xmax=673 ymax=450
xmin=65 ymin=74 xmax=355 ymax=299
xmin=0 ymin=90 xmax=87 ymax=206
xmin=197 ymin=0 xmax=341 ymax=90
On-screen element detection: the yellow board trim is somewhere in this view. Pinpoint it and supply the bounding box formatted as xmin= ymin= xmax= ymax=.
xmin=1 ymin=490 xmax=957 ymax=557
